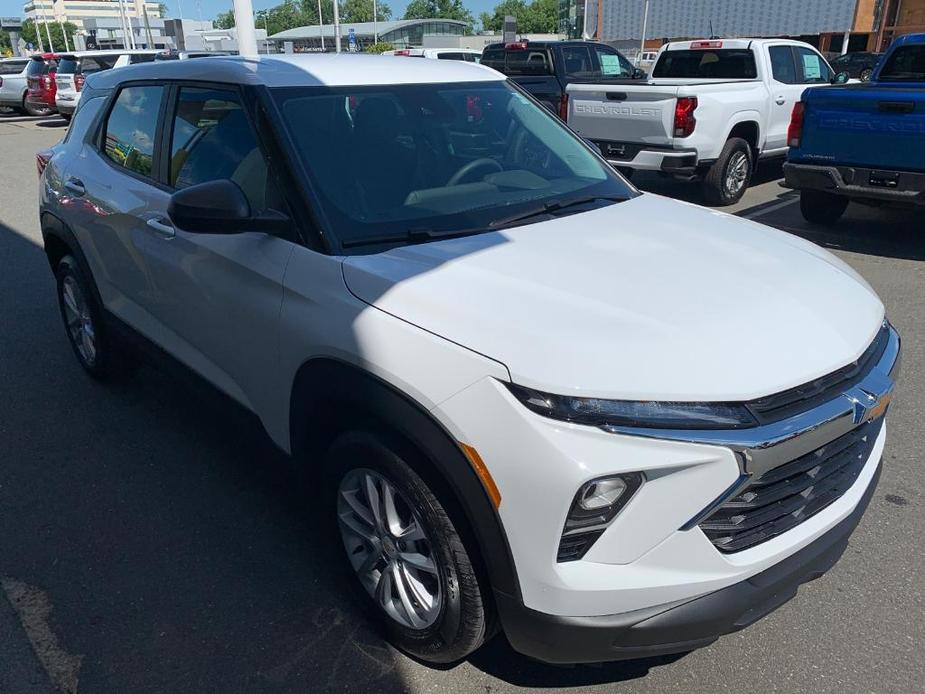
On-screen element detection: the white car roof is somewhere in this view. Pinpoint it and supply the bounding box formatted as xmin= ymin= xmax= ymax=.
xmin=663 ymin=38 xmax=812 ymax=51
xmin=62 ymin=49 xmax=162 ymax=58
xmin=89 ymin=54 xmax=503 ymax=90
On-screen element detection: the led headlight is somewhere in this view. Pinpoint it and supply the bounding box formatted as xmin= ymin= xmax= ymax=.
xmin=506 ymin=383 xmax=758 ymax=430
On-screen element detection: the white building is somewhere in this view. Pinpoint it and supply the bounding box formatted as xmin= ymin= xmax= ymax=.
xmin=23 ymin=0 xmax=162 ymax=31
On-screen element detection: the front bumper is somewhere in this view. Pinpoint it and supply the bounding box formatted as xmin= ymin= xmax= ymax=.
xmin=495 ymin=461 xmax=880 ymax=664
xmin=784 ymin=161 xmax=925 ymax=205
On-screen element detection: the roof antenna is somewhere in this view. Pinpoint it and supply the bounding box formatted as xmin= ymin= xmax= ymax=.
xmin=709 ymin=19 xmax=719 ymax=40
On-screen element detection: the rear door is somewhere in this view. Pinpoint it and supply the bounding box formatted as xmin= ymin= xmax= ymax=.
xmin=766 ymin=44 xmax=833 ymax=152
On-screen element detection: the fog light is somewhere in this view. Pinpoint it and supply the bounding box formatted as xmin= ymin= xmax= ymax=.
xmin=578 ymin=477 xmax=628 ymax=511
xmin=557 ymin=473 xmax=643 ymax=562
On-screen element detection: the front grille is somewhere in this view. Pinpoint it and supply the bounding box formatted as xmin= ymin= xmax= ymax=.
xmin=746 ymin=325 xmax=889 ymax=425
xmin=700 ymin=417 xmax=883 ymax=553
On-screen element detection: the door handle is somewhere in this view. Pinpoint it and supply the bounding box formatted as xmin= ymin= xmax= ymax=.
xmin=775 ymin=97 xmax=786 ymax=105
xmin=146 ymin=217 xmax=175 ymax=239
xmin=64 ymin=178 xmax=85 ymax=196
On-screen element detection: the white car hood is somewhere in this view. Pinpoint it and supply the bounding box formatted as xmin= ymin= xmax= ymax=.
xmin=342 ymin=194 xmax=884 ymax=401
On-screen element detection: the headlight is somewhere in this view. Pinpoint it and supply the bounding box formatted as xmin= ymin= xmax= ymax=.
xmin=506 ymin=383 xmax=758 ymax=430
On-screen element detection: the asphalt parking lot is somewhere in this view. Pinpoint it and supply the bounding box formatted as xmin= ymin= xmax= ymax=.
xmin=1 ymin=113 xmax=923 ymax=693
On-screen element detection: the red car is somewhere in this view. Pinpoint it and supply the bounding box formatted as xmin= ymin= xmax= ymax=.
xmin=24 ymin=53 xmax=59 ymax=116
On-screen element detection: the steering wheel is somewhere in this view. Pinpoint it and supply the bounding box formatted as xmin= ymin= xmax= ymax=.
xmin=447 ymin=158 xmax=503 ymax=186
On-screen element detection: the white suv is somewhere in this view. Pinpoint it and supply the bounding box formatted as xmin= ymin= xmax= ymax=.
xmin=38 ymin=55 xmax=899 ymax=665
xmin=54 ymin=50 xmax=160 ymax=119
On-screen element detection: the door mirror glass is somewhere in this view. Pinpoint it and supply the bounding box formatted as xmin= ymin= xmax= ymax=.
xmin=633 ymin=67 xmax=646 ymax=79
xmin=833 ymin=71 xmax=850 ymax=85
xmin=168 ymin=179 xmax=251 ymax=234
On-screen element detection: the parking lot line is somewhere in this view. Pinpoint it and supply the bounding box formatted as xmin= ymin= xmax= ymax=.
xmin=741 ymin=196 xmax=799 ymax=220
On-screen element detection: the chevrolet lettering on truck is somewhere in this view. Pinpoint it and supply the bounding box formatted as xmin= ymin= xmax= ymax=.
xmin=39 ymin=55 xmax=899 ymax=665
xmin=567 ymin=39 xmax=843 ymax=205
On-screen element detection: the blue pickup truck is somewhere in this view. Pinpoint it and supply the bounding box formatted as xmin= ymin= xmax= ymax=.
xmin=784 ymin=33 xmax=925 ymax=225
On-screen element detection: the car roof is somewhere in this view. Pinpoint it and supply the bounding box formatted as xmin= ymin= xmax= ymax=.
xmin=483 ymin=40 xmax=601 ymax=49
xmin=61 ymin=49 xmax=162 ymax=58
xmin=87 ymin=54 xmax=503 ymax=90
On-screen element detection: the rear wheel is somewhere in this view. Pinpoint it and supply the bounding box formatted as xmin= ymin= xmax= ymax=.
xmin=327 ymin=431 xmax=492 ymax=664
xmin=799 ymin=190 xmax=849 ymax=226
xmin=24 ymin=100 xmax=51 ymax=117
xmin=859 ymin=68 xmax=873 ymax=81
xmin=702 ymin=137 xmax=753 ymax=206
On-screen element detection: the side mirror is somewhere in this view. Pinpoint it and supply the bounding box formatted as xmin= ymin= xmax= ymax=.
xmin=832 ymin=71 xmax=850 ymax=85
xmin=633 ymin=67 xmax=646 ymax=79
xmin=167 ymin=179 xmax=290 ymax=235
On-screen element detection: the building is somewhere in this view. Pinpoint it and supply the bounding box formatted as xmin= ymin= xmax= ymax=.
xmin=565 ymin=0 xmax=925 ymax=54
xmin=24 ymin=0 xmax=162 ymax=31
xmin=270 ymin=18 xmax=467 ymax=51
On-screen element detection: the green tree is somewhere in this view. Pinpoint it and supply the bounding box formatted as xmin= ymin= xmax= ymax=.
xmin=404 ymin=0 xmax=474 ymax=31
xmin=215 ymin=10 xmax=236 ymax=29
xmin=341 ymin=0 xmax=392 ymax=24
xmin=480 ymin=0 xmax=556 ymax=33
xmin=0 ymin=31 xmax=11 ymax=55
xmin=20 ymin=18 xmax=78 ymax=52
xmin=158 ymin=3 xmax=169 ymax=18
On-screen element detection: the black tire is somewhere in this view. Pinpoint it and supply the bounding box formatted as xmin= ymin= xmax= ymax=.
xmin=799 ymin=189 xmax=849 ymax=226
xmin=702 ymin=137 xmax=753 ymax=206
xmin=55 ymin=255 xmax=132 ymax=380
xmin=60 ymin=113 xmax=72 ymax=123
xmin=326 ymin=431 xmax=491 ymax=664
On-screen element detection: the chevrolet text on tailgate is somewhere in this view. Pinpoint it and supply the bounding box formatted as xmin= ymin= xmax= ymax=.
xmin=784 ymin=33 xmax=925 ymax=225
xmin=567 ymin=38 xmax=843 ymax=205
xmin=39 ymin=54 xmax=899 ymax=666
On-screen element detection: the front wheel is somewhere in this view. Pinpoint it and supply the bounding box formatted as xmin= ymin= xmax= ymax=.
xmin=327 ymin=431 xmax=492 ymax=664
xmin=799 ymin=190 xmax=849 ymax=226
xmin=859 ymin=68 xmax=873 ymax=81
xmin=702 ymin=137 xmax=753 ymax=206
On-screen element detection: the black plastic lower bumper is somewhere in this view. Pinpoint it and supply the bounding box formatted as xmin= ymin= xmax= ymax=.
xmin=784 ymin=162 xmax=925 ymax=204
xmin=495 ymin=461 xmax=881 ymax=664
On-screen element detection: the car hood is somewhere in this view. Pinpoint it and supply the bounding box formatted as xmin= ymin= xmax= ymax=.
xmin=342 ymin=194 xmax=884 ymax=401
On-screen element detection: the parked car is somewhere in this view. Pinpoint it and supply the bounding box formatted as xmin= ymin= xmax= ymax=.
xmin=829 ymin=51 xmax=883 ymax=81
xmin=387 ymin=47 xmax=481 ymax=62
xmin=567 ymin=38 xmax=842 ymax=204
xmin=38 ymin=54 xmax=899 ymax=666
xmin=784 ymin=33 xmax=925 ymax=225
xmin=24 ymin=53 xmax=59 ymax=116
xmin=0 ymin=57 xmax=32 ymax=114
xmin=481 ymin=39 xmax=643 ymax=119
xmin=637 ymin=49 xmax=659 ymax=72
xmin=55 ymin=50 xmax=161 ymax=120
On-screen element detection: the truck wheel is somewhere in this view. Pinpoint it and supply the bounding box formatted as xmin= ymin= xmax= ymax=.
xmin=327 ymin=431 xmax=492 ymax=664
xmin=702 ymin=138 xmax=753 ymax=206
xmin=799 ymin=190 xmax=849 ymax=226
xmin=860 ymin=68 xmax=873 ymax=81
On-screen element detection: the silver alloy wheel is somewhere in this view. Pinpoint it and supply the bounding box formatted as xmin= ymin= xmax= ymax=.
xmin=337 ymin=468 xmax=442 ymax=630
xmin=61 ymin=274 xmax=97 ymax=366
xmin=724 ymin=151 xmax=750 ymax=197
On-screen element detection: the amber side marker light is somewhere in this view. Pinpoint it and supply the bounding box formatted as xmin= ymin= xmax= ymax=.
xmin=459 ymin=443 xmax=502 ymax=510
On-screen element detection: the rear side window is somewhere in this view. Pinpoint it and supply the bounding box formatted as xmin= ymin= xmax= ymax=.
xmin=0 ymin=60 xmax=29 ymax=75
xmin=878 ymin=44 xmax=925 ymax=82
xmin=103 ymin=85 xmax=164 ymax=178
xmin=653 ymin=49 xmax=757 ymax=79
xmin=769 ymin=46 xmax=797 ymax=83
xmin=130 ymin=54 xmax=157 ymax=64
xmin=56 ymin=58 xmax=79 ymax=75
xmin=79 ymin=55 xmax=121 ymax=74
xmin=437 ymin=53 xmax=465 ymax=61
xmin=26 ymin=58 xmax=49 ymax=77
xmin=481 ymin=47 xmax=552 ymax=75
xmin=168 ymin=87 xmax=280 ymax=213
xmin=64 ymin=95 xmax=106 ymax=144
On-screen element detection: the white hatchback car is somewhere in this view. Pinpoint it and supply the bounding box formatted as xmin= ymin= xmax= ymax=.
xmin=54 ymin=50 xmax=161 ymax=119
xmin=39 ymin=55 xmax=899 ymax=665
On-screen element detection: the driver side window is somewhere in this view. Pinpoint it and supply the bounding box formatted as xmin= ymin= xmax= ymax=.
xmin=168 ymin=87 xmax=282 ymax=214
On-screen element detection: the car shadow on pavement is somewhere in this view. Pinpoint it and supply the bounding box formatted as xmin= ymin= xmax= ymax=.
xmin=632 ymin=158 xmax=785 ymax=205
xmin=0 ymin=222 xmax=411 ymax=692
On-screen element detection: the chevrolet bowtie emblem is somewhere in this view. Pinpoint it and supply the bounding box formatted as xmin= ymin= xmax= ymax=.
xmin=847 ymin=388 xmax=892 ymax=424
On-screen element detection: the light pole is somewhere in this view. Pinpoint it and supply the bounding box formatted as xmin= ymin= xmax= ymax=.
xmin=39 ymin=1 xmax=55 ymax=53
xmin=232 ymin=0 xmax=259 ymax=57
xmin=638 ymin=0 xmax=649 ymax=66
xmin=259 ymin=11 xmax=270 ymax=54
xmin=317 ymin=0 xmax=325 ymax=51
xmin=332 ymin=0 xmax=341 ymax=53
xmin=373 ymin=0 xmax=378 ymax=44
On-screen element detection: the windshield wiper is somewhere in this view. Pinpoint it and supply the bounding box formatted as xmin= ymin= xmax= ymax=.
xmin=489 ymin=195 xmax=628 ymax=230
xmin=341 ymin=226 xmax=489 ymax=249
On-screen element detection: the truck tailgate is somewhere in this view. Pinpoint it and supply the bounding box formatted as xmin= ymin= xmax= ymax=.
xmin=566 ymin=83 xmax=680 ymax=145
xmin=800 ymin=86 xmax=925 ymax=171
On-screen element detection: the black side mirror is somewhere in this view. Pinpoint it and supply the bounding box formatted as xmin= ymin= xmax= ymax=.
xmin=832 ymin=71 xmax=850 ymax=85
xmin=168 ymin=179 xmax=290 ymax=235
xmin=633 ymin=67 xmax=646 ymax=79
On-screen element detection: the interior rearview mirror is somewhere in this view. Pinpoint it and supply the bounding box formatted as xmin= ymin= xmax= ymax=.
xmin=833 ymin=71 xmax=850 ymax=85
xmin=167 ymin=179 xmax=290 ymax=235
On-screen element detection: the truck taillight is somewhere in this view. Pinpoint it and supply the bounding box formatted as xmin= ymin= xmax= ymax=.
xmin=788 ymin=102 xmax=805 ymax=148
xmin=558 ymin=93 xmax=569 ymax=121
xmin=674 ymin=96 xmax=697 ymax=137
xmin=74 ymin=73 xmax=85 ymax=92
xmin=43 ymin=75 xmax=53 ymax=89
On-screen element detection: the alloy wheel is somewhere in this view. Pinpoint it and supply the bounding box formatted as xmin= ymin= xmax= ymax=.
xmin=724 ymin=151 xmax=750 ymax=197
xmin=61 ymin=274 xmax=97 ymax=366
xmin=337 ymin=468 xmax=442 ymax=630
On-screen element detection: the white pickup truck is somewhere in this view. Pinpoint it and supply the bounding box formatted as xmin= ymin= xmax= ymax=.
xmin=567 ymin=39 xmax=842 ymax=205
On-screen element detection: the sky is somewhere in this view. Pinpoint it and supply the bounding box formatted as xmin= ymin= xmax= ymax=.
xmin=0 ymin=0 xmax=500 ymax=24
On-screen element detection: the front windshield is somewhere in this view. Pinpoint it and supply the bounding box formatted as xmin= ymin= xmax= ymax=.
xmin=273 ymin=81 xmax=634 ymax=249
